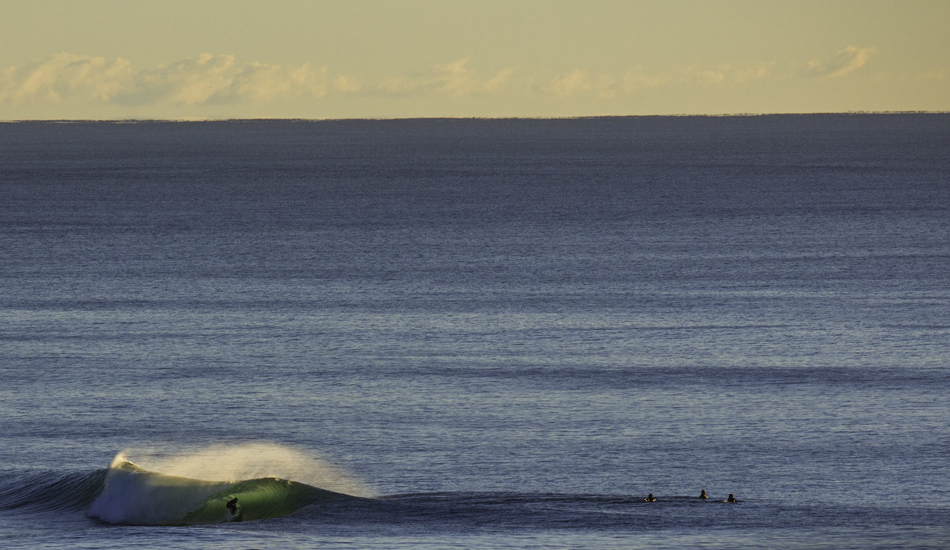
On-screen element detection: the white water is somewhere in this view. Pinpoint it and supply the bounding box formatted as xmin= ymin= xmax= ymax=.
xmin=87 ymin=457 xmax=228 ymax=524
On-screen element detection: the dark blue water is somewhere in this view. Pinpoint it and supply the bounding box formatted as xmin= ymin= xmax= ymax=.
xmin=2 ymin=115 xmax=949 ymax=548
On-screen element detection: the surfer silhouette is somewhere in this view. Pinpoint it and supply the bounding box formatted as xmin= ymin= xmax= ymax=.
xmin=644 ymin=493 xmax=656 ymax=502
xmin=726 ymin=494 xmax=738 ymax=503
xmin=226 ymin=497 xmax=239 ymax=516
xmin=699 ymin=490 xmax=708 ymax=499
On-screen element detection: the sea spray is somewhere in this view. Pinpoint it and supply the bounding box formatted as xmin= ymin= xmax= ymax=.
xmin=116 ymin=442 xmax=372 ymax=498
xmin=87 ymin=443 xmax=368 ymax=525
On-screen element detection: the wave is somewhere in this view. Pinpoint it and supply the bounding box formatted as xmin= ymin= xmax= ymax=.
xmin=1 ymin=463 xmax=732 ymax=531
xmin=0 ymin=444 xmax=757 ymax=531
xmin=86 ymin=456 xmax=354 ymax=525
xmin=0 ymin=469 xmax=106 ymax=513
xmin=1 ymin=444 xmax=366 ymax=526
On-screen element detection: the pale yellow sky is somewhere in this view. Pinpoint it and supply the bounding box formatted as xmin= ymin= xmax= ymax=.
xmin=1 ymin=0 xmax=948 ymax=119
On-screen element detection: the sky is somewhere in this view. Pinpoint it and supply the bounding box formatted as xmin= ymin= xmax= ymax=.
xmin=1 ymin=0 xmax=948 ymax=119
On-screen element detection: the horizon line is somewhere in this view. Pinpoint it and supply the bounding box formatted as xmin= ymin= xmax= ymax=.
xmin=2 ymin=111 xmax=948 ymax=124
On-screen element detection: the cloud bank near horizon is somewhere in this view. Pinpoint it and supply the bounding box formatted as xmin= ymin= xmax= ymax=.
xmin=1 ymin=46 xmax=927 ymax=117
xmin=0 ymin=53 xmax=327 ymax=107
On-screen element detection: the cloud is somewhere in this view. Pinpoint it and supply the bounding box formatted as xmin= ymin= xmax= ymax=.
xmin=684 ymin=65 xmax=727 ymax=86
xmin=540 ymin=70 xmax=626 ymax=99
xmin=333 ymin=75 xmax=362 ymax=93
xmin=0 ymin=53 xmax=327 ymax=106
xmin=484 ymin=67 xmax=516 ymax=94
xmin=430 ymin=58 xmax=483 ymax=95
xmin=543 ymin=69 xmax=593 ymax=98
xmin=541 ymin=63 xmax=774 ymax=98
xmin=622 ymin=67 xmax=674 ymax=91
xmin=536 ymin=62 xmax=776 ymax=99
xmin=114 ymin=54 xmax=327 ymax=106
xmin=8 ymin=51 xmax=880 ymax=114
xmin=0 ymin=53 xmax=133 ymax=104
xmin=373 ymin=58 xmax=516 ymax=97
xmin=802 ymin=46 xmax=876 ymax=78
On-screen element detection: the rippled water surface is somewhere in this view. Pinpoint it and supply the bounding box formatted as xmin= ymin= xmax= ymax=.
xmin=2 ymin=115 xmax=949 ymax=548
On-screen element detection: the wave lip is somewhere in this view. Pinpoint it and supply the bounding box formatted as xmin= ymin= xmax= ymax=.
xmin=87 ymin=455 xmax=351 ymax=525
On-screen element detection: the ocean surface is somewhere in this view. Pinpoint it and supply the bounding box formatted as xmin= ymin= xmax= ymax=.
xmin=1 ymin=115 xmax=948 ymax=549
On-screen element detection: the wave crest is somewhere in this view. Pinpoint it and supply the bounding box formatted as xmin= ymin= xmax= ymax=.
xmin=86 ymin=443 xmax=366 ymax=525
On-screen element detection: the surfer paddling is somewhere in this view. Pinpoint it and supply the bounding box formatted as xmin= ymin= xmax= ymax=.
xmin=699 ymin=490 xmax=708 ymax=499
xmin=726 ymin=494 xmax=738 ymax=503
xmin=643 ymin=493 xmax=656 ymax=502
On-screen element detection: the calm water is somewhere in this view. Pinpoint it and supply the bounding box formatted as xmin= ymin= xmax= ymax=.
xmin=1 ymin=115 xmax=949 ymax=548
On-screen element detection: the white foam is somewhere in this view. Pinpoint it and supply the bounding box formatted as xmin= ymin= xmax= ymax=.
xmin=87 ymin=460 xmax=229 ymax=524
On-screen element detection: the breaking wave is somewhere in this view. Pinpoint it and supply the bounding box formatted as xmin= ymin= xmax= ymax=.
xmin=0 ymin=443 xmax=367 ymax=525
xmin=87 ymin=458 xmax=351 ymax=525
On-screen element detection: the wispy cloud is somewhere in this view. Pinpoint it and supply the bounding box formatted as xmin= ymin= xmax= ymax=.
xmin=539 ymin=70 xmax=627 ymax=99
xmin=0 ymin=53 xmax=326 ymax=106
xmin=433 ymin=58 xmax=515 ymax=95
xmin=117 ymin=54 xmax=326 ymax=106
xmin=1 ymin=48 xmax=889 ymax=113
xmin=333 ymin=75 xmax=362 ymax=93
xmin=373 ymin=58 xmax=516 ymax=97
xmin=539 ymin=62 xmax=775 ymax=99
xmin=542 ymin=69 xmax=594 ymax=98
xmin=802 ymin=46 xmax=876 ymax=78
xmin=0 ymin=53 xmax=518 ymax=105
xmin=621 ymin=67 xmax=674 ymax=91
xmin=0 ymin=53 xmax=132 ymax=104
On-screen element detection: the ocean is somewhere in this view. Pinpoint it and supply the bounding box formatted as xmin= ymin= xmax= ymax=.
xmin=1 ymin=114 xmax=948 ymax=548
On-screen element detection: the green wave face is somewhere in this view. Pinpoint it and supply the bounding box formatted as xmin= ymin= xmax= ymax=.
xmin=88 ymin=460 xmax=352 ymax=525
xmin=182 ymin=477 xmax=334 ymax=524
